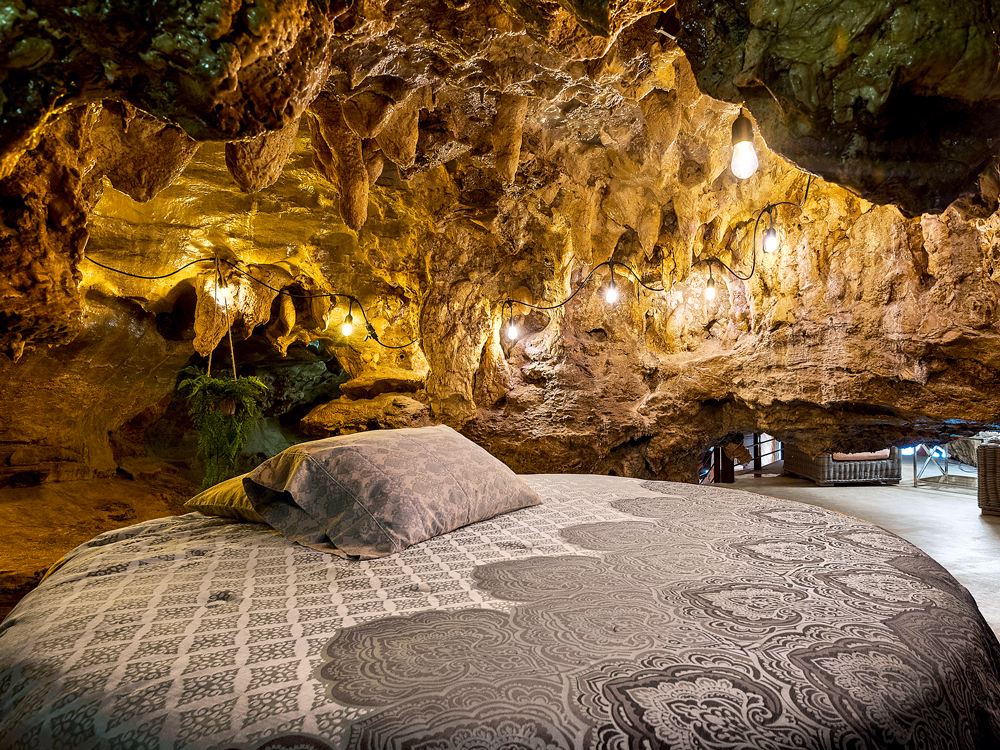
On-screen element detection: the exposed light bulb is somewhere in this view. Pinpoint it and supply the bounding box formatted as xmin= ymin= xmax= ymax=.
xmin=605 ymin=282 xmax=619 ymax=304
xmin=731 ymin=141 xmax=758 ymax=180
xmin=210 ymin=283 xmax=234 ymax=306
xmin=763 ymin=226 xmax=780 ymax=253
xmin=506 ymin=323 xmax=519 ymax=340
xmin=730 ymin=111 xmax=758 ymax=180
xmin=341 ymin=312 xmax=354 ymax=337
xmin=705 ymin=278 xmax=716 ymax=300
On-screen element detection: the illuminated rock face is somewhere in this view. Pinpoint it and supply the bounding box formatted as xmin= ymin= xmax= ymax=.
xmin=0 ymin=1 xmax=999 ymax=484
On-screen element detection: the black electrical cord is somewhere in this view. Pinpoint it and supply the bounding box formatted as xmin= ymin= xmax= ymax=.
xmin=218 ymin=261 xmax=423 ymax=350
xmin=503 ymin=259 xmax=667 ymax=320
xmin=82 ymin=254 xmax=420 ymax=349
xmin=694 ymin=174 xmax=813 ymax=282
xmin=84 ymin=255 xmax=215 ymax=279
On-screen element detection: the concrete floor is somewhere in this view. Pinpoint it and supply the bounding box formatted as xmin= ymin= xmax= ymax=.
xmin=735 ymin=461 xmax=1000 ymax=635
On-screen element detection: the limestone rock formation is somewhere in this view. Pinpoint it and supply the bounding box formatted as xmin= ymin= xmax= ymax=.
xmin=309 ymin=94 xmax=371 ymax=230
xmin=0 ymin=0 xmax=342 ymax=179
xmin=0 ymin=108 xmax=94 ymax=359
xmin=674 ymin=0 xmax=1000 ymax=216
xmin=302 ymin=393 xmax=432 ymax=436
xmin=339 ymin=369 xmax=426 ymax=399
xmin=225 ymin=117 xmax=302 ymax=194
xmin=0 ymin=288 xmax=194 ymax=481
xmin=90 ymin=102 xmax=201 ymax=202
xmin=0 ymin=101 xmax=202 ymax=356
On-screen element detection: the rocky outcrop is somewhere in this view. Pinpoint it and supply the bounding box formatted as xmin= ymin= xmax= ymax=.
xmin=0 ymin=287 xmax=194 ymax=481
xmin=0 ymin=108 xmax=94 ymax=359
xmin=0 ymin=0 xmax=341 ymax=179
xmin=225 ymin=117 xmax=302 ymax=194
xmin=674 ymin=0 xmax=1000 ymax=216
xmin=90 ymin=102 xmax=201 ymax=202
xmin=302 ymin=393 xmax=432 ymax=436
xmin=0 ymin=101 xmax=203 ymax=357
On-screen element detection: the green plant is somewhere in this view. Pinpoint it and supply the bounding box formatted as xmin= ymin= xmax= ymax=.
xmin=177 ymin=366 xmax=268 ymax=489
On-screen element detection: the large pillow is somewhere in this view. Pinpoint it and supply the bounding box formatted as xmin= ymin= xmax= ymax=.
xmin=184 ymin=474 xmax=267 ymax=524
xmin=242 ymin=425 xmax=541 ymax=559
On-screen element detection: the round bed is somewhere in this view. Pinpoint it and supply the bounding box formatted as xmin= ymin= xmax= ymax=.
xmin=1 ymin=474 xmax=998 ymax=749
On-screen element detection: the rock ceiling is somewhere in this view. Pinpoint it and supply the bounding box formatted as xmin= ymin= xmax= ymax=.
xmin=1 ymin=0 xmax=999 ymax=482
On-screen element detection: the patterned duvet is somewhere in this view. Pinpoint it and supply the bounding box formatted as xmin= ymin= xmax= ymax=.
xmin=1 ymin=475 xmax=999 ymax=749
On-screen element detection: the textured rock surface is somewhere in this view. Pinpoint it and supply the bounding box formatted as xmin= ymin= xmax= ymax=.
xmin=0 ymin=101 xmax=202 ymax=357
xmin=0 ymin=0 xmax=998 ymax=495
xmin=675 ymin=0 xmax=1000 ymax=216
xmin=0 ymin=108 xmax=94 ymax=359
xmin=0 ymin=0 xmax=341 ymax=179
xmin=302 ymin=392 xmax=432 ymax=436
xmin=225 ymin=117 xmax=301 ymax=194
xmin=0 ymin=470 xmax=194 ymax=622
xmin=0 ymin=288 xmax=195 ymax=481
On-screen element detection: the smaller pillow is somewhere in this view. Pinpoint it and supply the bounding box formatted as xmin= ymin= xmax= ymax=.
xmin=831 ymin=449 xmax=891 ymax=462
xmin=185 ymin=474 xmax=267 ymax=524
xmin=243 ymin=425 xmax=541 ymax=559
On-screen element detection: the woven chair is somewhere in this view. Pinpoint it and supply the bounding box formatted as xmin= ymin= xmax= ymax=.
xmin=978 ymin=442 xmax=1000 ymax=516
xmin=783 ymin=446 xmax=902 ymax=486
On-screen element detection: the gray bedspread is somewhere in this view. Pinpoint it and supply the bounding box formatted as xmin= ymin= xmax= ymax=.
xmin=1 ymin=475 xmax=999 ymax=749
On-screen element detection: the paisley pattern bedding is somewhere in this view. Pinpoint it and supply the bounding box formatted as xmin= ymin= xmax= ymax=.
xmin=1 ymin=474 xmax=999 ymax=749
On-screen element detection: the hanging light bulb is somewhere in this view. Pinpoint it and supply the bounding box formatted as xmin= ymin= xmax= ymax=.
xmin=731 ymin=110 xmax=758 ymax=180
xmin=763 ymin=225 xmax=781 ymax=253
xmin=605 ymin=281 xmax=619 ymax=304
xmin=210 ymin=283 xmax=233 ymax=306
xmin=705 ymin=268 xmax=717 ymax=300
xmin=605 ymin=265 xmax=619 ymax=304
xmin=210 ymin=266 xmax=233 ymax=306
xmin=341 ymin=306 xmax=354 ymax=337
xmin=503 ymin=301 xmax=519 ymax=340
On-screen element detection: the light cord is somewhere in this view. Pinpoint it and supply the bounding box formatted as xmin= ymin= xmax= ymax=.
xmin=217 ymin=257 xmax=238 ymax=380
xmin=503 ymin=258 xmax=667 ymax=317
xmin=82 ymin=254 xmax=420 ymax=350
xmin=694 ymin=174 xmax=813 ymax=282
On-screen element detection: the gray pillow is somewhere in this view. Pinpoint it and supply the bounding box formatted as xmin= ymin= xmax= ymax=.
xmin=242 ymin=425 xmax=541 ymax=559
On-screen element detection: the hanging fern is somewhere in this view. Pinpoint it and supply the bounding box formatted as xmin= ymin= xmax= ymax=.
xmin=178 ymin=366 xmax=268 ymax=489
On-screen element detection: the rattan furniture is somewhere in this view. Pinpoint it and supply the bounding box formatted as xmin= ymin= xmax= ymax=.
xmin=783 ymin=446 xmax=902 ymax=486
xmin=978 ymin=442 xmax=1000 ymax=515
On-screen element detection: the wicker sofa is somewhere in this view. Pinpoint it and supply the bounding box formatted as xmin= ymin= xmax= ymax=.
xmin=783 ymin=446 xmax=902 ymax=486
xmin=978 ymin=442 xmax=1000 ymax=516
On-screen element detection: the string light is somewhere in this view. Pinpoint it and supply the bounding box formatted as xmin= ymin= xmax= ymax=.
xmin=82 ymin=254 xmax=420 ymax=350
xmin=502 ymin=251 xmax=667 ymax=342
xmin=730 ymin=110 xmax=758 ymax=180
xmin=762 ymin=224 xmax=780 ymax=253
xmin=209 ymin=279 xmax=235 ymax=306
xmin=605 ymin=278 xmax=619 ymax=305
xmin=502 ymin=299 xmax=520 ymax=340
xmin=693 ymin=174 xmax=812 ymax=294
xmin=341 ymin=303 xmax=354 ymax=336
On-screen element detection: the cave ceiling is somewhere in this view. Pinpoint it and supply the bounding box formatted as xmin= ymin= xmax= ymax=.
xmin=0 ymin=0 xmax=999 ymax=481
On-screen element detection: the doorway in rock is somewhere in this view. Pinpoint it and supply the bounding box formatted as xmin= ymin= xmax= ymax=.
xmin=699 ymin=434 xmax=783 ymax=485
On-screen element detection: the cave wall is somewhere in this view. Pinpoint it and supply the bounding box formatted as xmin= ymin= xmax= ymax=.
xmin=1 ymin=0 xmax=999 ymax=485
xmin=673 ymin=0 xmax=1000 ymax=217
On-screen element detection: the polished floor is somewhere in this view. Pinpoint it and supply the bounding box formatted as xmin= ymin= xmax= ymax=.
xmin=735 ymin=460 xmax=1000 ymax=635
